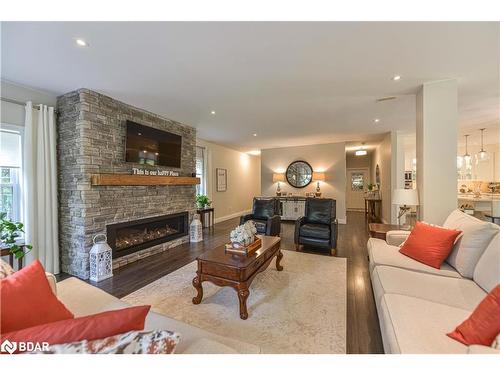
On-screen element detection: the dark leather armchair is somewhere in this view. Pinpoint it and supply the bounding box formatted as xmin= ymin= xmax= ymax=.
xmin=294 ymin=198 xmax=338 ymax=251
xmin=240 ymin=198 xmax=281 ymax=236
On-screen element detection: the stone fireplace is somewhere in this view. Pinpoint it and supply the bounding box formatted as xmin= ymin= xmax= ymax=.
xmin=107 ymin=212 xmax=189 ymax=259
xmin=57 ymin=89 xmax=196 ymax=279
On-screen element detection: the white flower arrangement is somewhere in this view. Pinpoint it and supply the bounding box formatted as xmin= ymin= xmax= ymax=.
xmin=230 ymin=221 xmax=258 ymax=247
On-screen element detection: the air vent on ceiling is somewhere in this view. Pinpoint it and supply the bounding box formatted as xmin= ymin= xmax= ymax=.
xmin=376 ymin=96 xmax=397 ymax=102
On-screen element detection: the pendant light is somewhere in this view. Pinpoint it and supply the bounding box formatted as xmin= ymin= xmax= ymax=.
xmin=463 ymin=135 xmax=471 ymax=164
xmin=478 ymin=128 xmax=488 ymax=161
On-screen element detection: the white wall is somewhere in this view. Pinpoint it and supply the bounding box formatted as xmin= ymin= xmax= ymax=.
xmin=1 ymin=80 xmax=58 ymax=126
xmin=371 ymin=133 xmax=393 ymax=224
xmin=197 ymin=139 xmax=261 ymax=223
xmin=260 ymin=142 xmax=347 ymax=224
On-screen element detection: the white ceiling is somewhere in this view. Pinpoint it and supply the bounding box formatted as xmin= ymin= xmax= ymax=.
xmin=1 ymin=22 xmax=499 ymax=151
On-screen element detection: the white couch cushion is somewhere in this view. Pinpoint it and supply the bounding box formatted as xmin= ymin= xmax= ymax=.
xmin=372 ymin=266 xmax=486 ymax=310
xmin=56 ymin=277 xmax=260 ymax=354
xmin=380 ymin=294 xmax=469 ymax=354
xmin=443 ymin=209 xmax=499 ymax=278
xmin=367 ymin=238 xmax=462 ymax=278
xmin=473 ymin=233 xmax=500 ymax=293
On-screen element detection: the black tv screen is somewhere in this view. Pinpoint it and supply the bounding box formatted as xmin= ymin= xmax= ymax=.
xmin=125 ymin=121 xmax=182 ymax=168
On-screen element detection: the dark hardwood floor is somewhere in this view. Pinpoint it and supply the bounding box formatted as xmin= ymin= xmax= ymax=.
xmin=59 ymin=211 xmax=384 ymax=354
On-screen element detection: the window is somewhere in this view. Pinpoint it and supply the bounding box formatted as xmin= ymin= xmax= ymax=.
xmin=195 ymin=146 xmax=207 ymax=195
xmin=351 ymin=172 xmax=364 ymax=191
xmin=0 ymin=125 xmax=23 ymax=222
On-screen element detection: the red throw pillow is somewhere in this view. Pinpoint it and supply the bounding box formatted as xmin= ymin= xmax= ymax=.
xmin=1 ymin=305 xmax=151 ymax=353
xmin=447 ymin=284 xmax=500 ymax=346
xmin=399 ymin=221 xmax=462 ymax=269
xmin=0 ymin=260 xmax=74 ymax=333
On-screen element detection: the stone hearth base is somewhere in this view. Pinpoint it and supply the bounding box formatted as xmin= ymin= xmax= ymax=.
xmin=112 ymin=235 xmax=189 ymax=270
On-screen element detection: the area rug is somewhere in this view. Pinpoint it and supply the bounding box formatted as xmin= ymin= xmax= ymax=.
xmin=122 ymin=250 xmax=346 ymax=353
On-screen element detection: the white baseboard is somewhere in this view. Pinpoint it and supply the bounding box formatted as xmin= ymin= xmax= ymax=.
xmin=337 ymin=218 xmax=347 ymax=224
xmin=214 ymin=209 xmax=252 ymax=224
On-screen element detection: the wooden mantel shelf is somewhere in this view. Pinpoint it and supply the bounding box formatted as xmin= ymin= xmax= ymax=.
xmin=91 ymin=174 xmax=200 ymax=186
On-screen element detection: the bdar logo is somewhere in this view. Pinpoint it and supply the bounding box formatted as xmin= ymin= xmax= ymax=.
xmin=1 ymin=339 xmax=17 ymax=354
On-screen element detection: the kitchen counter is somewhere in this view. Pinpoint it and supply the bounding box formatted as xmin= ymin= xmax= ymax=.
xmin=458 ymin=193 xmax=500 ymax=202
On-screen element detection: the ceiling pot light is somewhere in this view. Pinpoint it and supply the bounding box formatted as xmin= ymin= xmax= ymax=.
xmin=253 ymin=133 xmax=257 ymax=137
xmin=75 ymin=38 xmax=88 ymax=47
xmin=210 ymin=111 xmax=216 ymax=115
xmin=477 ymin=128 xmax=489 ymax=161
xmin=392 ymin=75 xmax=401 ymax=81
xmin=374 ymin=119 xmax=380 ymax=123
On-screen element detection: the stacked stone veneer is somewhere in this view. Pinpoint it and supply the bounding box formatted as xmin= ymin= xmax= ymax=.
xmin=57 ymin=89 xmax=196 ymax=279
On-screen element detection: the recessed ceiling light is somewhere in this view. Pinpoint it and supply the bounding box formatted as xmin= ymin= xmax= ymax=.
xmin=247 ymin=150 xmax=261 ymax=156
xmin=374 ymin=118 xmax=380 ymax=123
xmin=75 ymin=38 xmax=88 ymax=47
xmin=253 ymin=133 xmax=257 ymax=137
xmin=210 ymin=110 xmax=216 ymax=115
xmin=392 ymin=75 xmax=401 ymax=81
xmin=355 ymin=149 xmax=368 ymax=156
xmin=137 ymin=132 xmax=142 ymax=136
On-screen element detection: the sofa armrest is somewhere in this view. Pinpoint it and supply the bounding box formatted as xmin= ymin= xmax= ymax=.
xmin=266 ymin=215 xmax=281 ymax=236
xmin=294 ymin=216 xmax=306 ymax=244
xmin=240 ymin=214 xmax=254 ymax=226
xmin=45 ymin=272 xmax=57 ymax=295
xmin=386 ymin=230 xmax=411 ymax=246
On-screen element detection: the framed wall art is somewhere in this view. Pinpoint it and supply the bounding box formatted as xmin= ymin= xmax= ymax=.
xmin=216 ymin=168 xmax=227 ymax=192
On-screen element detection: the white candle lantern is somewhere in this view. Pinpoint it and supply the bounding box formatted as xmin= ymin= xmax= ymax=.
xmin=89 ymin=234 xmax=113 ymax=282
xmin=190 ymin=214 xmax=203 ymax=243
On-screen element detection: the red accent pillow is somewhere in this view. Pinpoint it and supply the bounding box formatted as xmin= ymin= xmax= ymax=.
xmin=447 ymin=284 xmax=500 ymax=346
xmin=1 ymin=305 xmax=151 ymax=353
xmin=399 ymin=221 xmax=462 ymax=269
xmin=0 ymin=260 xmax=74 ymax=333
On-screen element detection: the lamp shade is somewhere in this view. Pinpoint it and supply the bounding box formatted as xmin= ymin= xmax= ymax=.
xmin=273 ymin=173 xmax=285 ymax=183
xmin=392 ymin=189 xmax=419 ymax=206
xmin=312 ymin=172 xmax=325 ymax=181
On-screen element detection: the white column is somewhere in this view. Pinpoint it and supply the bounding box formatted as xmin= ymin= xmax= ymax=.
xmin=416 ymin=79 xmax=458 ymax=225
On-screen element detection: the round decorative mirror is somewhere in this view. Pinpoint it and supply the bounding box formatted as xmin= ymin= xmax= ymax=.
xmin=286 ymin=160 xmax=313 ymax=188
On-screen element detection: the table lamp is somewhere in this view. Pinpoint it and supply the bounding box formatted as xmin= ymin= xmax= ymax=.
xmin=392 ymin=189 xmax=419 ymax=228
xmin=272 ymin=173 xmax=285 ymax=196
xmin=312 ymin=172 xmax=326 ymax=197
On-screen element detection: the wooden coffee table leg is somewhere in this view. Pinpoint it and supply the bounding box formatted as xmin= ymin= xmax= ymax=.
xmin=192 ymin=275 xmax=203 ymax=304
xmin=276 ymin=249 xmax=283 ymax=271
xmin=237 ymin=285 xmax=250 ymax=320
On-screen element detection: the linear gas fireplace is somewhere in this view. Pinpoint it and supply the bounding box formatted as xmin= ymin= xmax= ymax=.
xmin=107 ymin=212 xmax=189 ymax=259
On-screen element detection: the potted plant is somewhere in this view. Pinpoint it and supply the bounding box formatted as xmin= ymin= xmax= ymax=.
xmin=0 ymin=212 xmax=32 ymax=259
xmin=196 ymin=194 xmax=211 ymax=209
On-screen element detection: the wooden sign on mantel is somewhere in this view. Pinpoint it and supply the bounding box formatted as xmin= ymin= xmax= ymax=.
xmin=132 ymin=167 xmax=179 ymax=177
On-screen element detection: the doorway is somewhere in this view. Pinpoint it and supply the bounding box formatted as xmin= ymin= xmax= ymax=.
xmin=347 ymin=168 xmax=369 ymax=211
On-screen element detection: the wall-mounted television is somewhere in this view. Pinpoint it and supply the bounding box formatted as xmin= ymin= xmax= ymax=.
xmin=125 ymin=120 xmax=182 ymax=168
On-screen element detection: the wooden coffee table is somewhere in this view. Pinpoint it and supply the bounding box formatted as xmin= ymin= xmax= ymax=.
xmin=192 ymin=235 xmax=283 ymax=320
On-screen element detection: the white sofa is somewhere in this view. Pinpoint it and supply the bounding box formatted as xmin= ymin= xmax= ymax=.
xmin=51 ymin=277 xmax=260 ymax=354
xmin=368 ymin=210 xmax=500 ymax=354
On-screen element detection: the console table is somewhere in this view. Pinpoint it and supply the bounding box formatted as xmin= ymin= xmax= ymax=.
xmin=365 ymin=198 xmax=382 ymax=222
xmin=197 ymin=207 xmax=215 ymax=229
xmin=0 ymin=244 xmax=25 ymax=270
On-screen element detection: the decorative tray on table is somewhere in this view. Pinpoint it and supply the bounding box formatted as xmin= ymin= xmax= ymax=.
xmin=225 ymin=237 xmax=262 ymax=256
